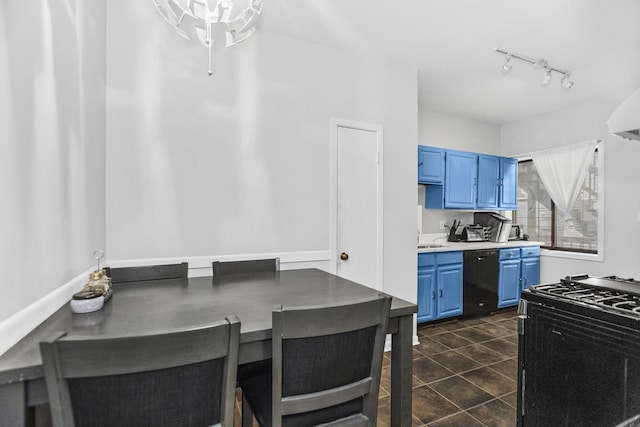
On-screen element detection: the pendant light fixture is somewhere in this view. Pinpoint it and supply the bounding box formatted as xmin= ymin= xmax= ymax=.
xmin=494 ymin=47 xmax=574 ymax=89
xmin=153 ymin=0 xmax=263 ymax=76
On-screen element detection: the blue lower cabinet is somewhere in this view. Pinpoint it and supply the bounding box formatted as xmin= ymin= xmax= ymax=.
xmin=498 ymin=257 xmax=521 ymax=308
xmin=437 ymin=263 xmax=464 ymax=318
xmin=521 ymin=246 xmax=540 ymax=290
xmin=498 ymin=246 xmax=540 ymax=308
xmin=417 ymin=254 xmax=436 ymax=323
xmin=418 ymin=251 xmax=463 ymax=323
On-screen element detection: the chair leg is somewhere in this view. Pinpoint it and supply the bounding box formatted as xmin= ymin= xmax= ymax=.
xmin=242 ymin=394 xmax=254 ymax=427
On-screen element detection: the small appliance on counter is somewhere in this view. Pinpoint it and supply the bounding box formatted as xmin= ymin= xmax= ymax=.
xmin=461 ymin=225 xmax=488 ymax=242
xmin=508 ymin=224 xmax=522 ymax=241
xmin=447 ymin=220 xmax=488 ymax=242
xmin=474 ymin=212 xmax=512 ymax=243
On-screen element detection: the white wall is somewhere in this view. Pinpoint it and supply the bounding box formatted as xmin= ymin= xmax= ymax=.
xmin=0 ymin=1 xmax=106 ymax=328
xmin=419 ymin=110 xmax=501 ymax=153
xmin=501 ymin=95 xmax=640 ymax=282
xmin=418 ymin=110 xmax=501 ymax=233
xmin=105 ymin=2 xmax=419 ymax=303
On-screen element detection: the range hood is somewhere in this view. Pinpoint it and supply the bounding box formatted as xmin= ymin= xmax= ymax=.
xmin=607 ymin=88 xmax=640 ymax=141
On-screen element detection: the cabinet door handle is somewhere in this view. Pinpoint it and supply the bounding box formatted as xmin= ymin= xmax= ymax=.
xmin=439 ymin=289 xmax=443 ymax=298
xmin=432 ymin=291 xmax=436 ymax=300
xmin=419 ymin=162 xmax=423 ymax=166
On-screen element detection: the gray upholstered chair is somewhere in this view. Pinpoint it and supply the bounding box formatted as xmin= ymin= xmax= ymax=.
xmin=238 ymin=295 xmax=391 ymax=427
xmin=212 ymin=258 xmax=279 ymax=277
xmin=104 ymin=262 xmax=188 ymax=283
xmin=40 ymin=315 xmax=240 ymax=427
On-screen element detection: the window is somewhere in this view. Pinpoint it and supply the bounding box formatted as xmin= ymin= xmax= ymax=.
xmin=515 ymin=150 xmax=598 ymax=254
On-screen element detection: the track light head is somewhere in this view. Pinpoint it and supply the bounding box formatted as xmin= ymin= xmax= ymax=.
xmin=541 ymin=67 xmax=552 ymax=86
xmin=561 ymin=74 xmax=574 ymax=89
xmin=502 ymin=54 xmax=513 ymax=73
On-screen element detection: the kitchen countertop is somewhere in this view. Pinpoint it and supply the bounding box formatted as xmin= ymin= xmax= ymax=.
xmin=417 ymin=240 xmax=541 ymax=253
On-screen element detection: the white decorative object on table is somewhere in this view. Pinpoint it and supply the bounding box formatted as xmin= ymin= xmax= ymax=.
xmin=70 ymin=291 xmax=105 ymax=314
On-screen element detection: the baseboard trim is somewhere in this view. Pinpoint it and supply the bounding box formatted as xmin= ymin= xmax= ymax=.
xmin=0 ymin=267 xmax=93 ymax=357
xmin=384 ymin=335 xmax=420 ymax=352
xmin=107 ymin=250 xmax=333 ymax=272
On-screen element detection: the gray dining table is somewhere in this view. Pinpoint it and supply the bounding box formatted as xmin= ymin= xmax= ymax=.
xmin=0 ymin=268 xmax=417 ymax=426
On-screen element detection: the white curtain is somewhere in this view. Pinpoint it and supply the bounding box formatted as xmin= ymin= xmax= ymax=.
xmin=531 ymin=140 xmax=598 ymax=218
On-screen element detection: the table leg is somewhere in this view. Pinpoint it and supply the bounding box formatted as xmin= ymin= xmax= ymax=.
xmin=391 ymin=314 xmax=413 ymax=427
xmin=242 ymin=393 xmax=254 ymax=427
xmin=0 ymin=382 xmax=30 ymax=427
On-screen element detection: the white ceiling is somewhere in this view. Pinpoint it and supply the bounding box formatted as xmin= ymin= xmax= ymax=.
xmin=257 ymin=0 xmax=640 ymax=124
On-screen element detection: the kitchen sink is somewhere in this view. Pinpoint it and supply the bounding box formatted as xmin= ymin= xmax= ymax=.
xmin=418 ymin=244 xmax=445 ymax=249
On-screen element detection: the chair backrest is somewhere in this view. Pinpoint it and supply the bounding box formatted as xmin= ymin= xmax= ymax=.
xmin=105 ymin=262 xmax=188 ymax=283
xmin=212 ymin=258 xmax=279 ymax=278
xmin=272 ymin=294 xmax=391 ymax=426
xmin=40 ymin=315 xmax=240 ymax=427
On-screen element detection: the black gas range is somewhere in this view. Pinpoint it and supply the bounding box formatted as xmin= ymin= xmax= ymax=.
xmin=517 ymin=275 xmax=640 ymax=427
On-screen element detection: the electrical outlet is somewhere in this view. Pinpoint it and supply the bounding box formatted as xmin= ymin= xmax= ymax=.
xmin=439 ymin=220 xmax=447 ymax=230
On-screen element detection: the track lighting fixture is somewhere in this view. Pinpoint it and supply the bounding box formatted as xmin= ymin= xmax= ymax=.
xmin=494 ymin=47 xmax=574 ymax=89
xmin=502 ymin=54 xmax=513 ymax=73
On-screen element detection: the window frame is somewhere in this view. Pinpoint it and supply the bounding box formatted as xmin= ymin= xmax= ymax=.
xmin=514 ymin=144 xmax=604 ymax=262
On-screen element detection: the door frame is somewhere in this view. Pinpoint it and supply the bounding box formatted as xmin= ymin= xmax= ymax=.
xmin=329 ymin=118 xmax=384 ymax=291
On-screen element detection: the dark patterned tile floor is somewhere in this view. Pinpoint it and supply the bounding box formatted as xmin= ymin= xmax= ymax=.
xmin=379 ymin=307 xmax=519 ymax=427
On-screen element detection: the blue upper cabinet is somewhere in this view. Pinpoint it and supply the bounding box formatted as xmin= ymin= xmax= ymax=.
xmin=418 ymin=146 xmax=445 ymax=184
xmin=420 ymin=145 xmax=518 ymax=211
xmin=477 ymin=155 xmax=500 ymax=209
xmin=444 ymin=150 xmax=477 ymax=209
xmin=499 ymin=157 xmax=518 ymax=210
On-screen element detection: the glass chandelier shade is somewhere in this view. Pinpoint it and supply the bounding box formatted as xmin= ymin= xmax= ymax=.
xmin=153 ymin=0 xmax=263 ymax=75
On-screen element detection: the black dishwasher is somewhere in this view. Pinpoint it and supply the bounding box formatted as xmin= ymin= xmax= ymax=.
xmin=463 ymin=249 xmax=499 ymax=316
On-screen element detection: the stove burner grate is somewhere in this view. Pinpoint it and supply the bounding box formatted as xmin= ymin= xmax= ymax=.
xmin=531 ymin=281 xmax=640 ymax=317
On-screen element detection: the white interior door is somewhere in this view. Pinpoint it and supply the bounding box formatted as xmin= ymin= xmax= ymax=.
xmin=330 ymin=119 xmax=383 ymax=291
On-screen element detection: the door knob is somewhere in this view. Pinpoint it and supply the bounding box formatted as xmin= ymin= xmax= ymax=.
xmin=340 ymin=252 xmax=349 ymax=261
